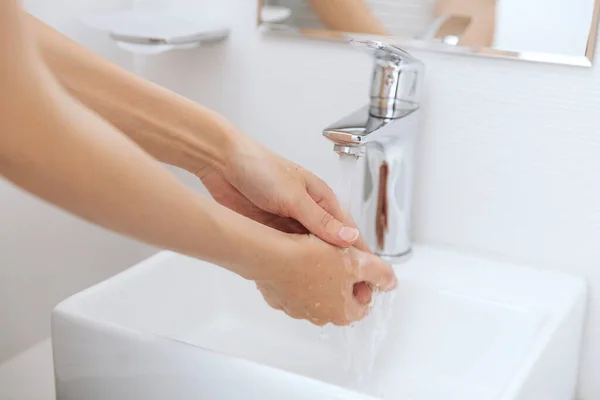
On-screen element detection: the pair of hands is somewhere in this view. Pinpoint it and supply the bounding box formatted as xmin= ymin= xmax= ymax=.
xmin=6 ymin=5 xmax=395 ymax=326
xmin=198 ymin=136 xmax=397 ymax=326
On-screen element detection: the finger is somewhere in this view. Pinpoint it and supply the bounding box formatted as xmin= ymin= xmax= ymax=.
xmin=268 ymin=216 xmax=309 ymax=235
xmin=353 ymin=282 xmax=372 ymax=304
xmin=263 ymin=297 xmax=283 ymax=311
xmin=291 ymin=194 xmax=359 ymax=248
xmin=332 ymin=318 xmax=351 ymax=327
xmin=335 ymin=206 xmax=371 ymax=252
xmin=353 ymin=234 xmax=371 ymax=253
xmin=309 ymin=317 xmax=328 ymax=327
xmin=282 ymin=307 xmax=305 ymax=321
xmin=257 ymin=285 xmax=283 ymax=311
xmin=340 ymin=302 xmax=370 ymax=326
xmin=357 ymin=252 xmax=398 ymax=292
xmin=305 ymin=176 xmax=370 ymax=252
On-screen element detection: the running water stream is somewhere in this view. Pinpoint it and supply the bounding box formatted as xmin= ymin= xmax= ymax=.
xmin=331 ymin=153 xmax=397 ymax=392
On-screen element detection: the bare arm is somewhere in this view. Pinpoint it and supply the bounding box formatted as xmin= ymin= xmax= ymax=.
xmin=0 ymin=1 xmax=396 ymax=325
xmin=0 ymin=1 xmax=286 ymax=280
xmin=306 ymin=0 xmax=389 ymax=35
xmin=25 ymin=11 xmax=372 ymax=250
xmin=25 ymin=12 xmax=233 ymax=176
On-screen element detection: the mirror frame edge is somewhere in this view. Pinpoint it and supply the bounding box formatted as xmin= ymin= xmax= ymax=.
xmin=257 ymin=0 xmax=600 ymax=68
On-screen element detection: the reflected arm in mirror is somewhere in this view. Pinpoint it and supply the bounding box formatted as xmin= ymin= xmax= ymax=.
xmin=306 ymin=0 xmax=389 ymax=36
xmin=434 ymin=0 xmax=497 ymax=47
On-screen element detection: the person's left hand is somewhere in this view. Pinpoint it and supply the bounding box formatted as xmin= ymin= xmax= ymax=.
xmin=198 ymin=135 xmax=370 ymax=251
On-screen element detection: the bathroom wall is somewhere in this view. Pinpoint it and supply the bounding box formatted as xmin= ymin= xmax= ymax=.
xmin=0 ymin=0 xmax=155 ymax=363
xmin=135 ymin=2 xmax=600 ymax=399
xmin=6 ymin=0 xmax=600 ymax=399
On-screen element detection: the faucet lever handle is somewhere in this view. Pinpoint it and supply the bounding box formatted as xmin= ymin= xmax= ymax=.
xmin=349 ymin=39 xmax=418 ymax=64
xmin=349 ymin=40 xmax=423 ymax=119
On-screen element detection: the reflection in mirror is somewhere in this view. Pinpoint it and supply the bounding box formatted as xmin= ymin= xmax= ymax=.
xmin=260 ymin=0 xmax=600 ymax=66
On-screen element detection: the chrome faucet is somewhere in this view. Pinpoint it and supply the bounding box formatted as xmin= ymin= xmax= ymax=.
xmin=323 ymin=40 xmax=423 ymax=261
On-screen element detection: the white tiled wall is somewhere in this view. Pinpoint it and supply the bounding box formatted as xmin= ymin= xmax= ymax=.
xmin=7 ymin=0 xmax=600 ymax=399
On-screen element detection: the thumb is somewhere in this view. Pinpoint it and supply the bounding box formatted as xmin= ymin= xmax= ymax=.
xmin=293 ymin=194 xmax=360 ymax=248
xmin=357 ymin=252 xmax=397 ymax=292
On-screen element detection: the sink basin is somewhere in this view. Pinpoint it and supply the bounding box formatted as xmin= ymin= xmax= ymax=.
xmin=51 ymin=246 xmax=586 ymax=400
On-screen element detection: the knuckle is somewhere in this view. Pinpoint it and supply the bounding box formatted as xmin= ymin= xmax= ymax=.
xmin=275 ymin=196 xmax=294 ymax=216
xmin=283 ymin=308 xmax=303 ymax=320
xmin=332 ymin=318 xmax=348 ymax=327
xmin=288 ymin=194 xmax=309 ymax=216
xmin=333 ymin=310 xmax=353 ymax=326
xmin=320 ymin=212 xmax=335 ymax=228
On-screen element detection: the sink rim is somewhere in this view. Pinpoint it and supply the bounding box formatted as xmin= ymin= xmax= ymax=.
xmin=52 ymin=245 xmax=587 ymax=399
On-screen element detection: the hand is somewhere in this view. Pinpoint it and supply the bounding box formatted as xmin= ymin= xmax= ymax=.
xmin=256 ymin=235 xmax=397 ymax=326
xmin=200 ymin=169 xmax=308 ymax=235
xmin=198 ymin=136 xmax=369 ymax=250
xmin=198 ymin=132 xmax=386 ymax=322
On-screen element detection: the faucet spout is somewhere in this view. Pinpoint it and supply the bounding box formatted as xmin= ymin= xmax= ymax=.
xmin=321 ymin=41 xmax=423 ymax=261
xmin=322 ymin=104 xmax=419 ymax=156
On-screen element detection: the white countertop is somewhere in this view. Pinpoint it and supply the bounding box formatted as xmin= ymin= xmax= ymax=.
xmin=0 ymin=339 xmax=56 ymax=400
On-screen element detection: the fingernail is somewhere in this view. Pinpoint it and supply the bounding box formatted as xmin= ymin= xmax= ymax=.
xmin=339 ymin=227 xmax=360 ymax=242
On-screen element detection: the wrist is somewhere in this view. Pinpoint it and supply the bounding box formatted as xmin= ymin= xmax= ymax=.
xmin=210 ymin=203 xmax=297 ymax=281
xmin=189 ymin=113 xmax=239 ymax=178
xmin=187 ymin=108 xmax=261 ymax=182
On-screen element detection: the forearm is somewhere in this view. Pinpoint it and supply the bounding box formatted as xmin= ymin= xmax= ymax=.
xmin=1 ymin=81 xmax=283 ymax=279
xmin=306 ymin=0 xmax=388 ymax=35
xmin=0 ymin=6 xmax=285 ymax=279
xmin=26 ymin=12 xmax=236 ymax=175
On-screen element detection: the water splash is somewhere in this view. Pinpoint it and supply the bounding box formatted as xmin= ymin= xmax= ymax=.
xmin=344 ymin=291 xmax=397 ymax=389
xmin=335 ymin=153 xmax=359 ymax=214
xmin=333 ymin=152 xmax=397 ymax=393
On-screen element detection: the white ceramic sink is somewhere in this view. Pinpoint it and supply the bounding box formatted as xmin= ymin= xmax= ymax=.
xmin=52 ymin=246 xmax=586 ymax=400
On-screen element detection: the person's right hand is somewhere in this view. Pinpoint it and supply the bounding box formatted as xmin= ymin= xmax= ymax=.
xmin=256 ymin=234 xmax=397 ymax=326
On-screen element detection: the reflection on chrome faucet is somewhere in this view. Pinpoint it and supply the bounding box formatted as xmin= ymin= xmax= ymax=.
xmin=322 ymin=40 xmax=423 ymax=261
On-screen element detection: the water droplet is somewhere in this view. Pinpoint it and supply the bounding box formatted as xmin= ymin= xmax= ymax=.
xmin=314 ymin=302 xmax=321 ymax=308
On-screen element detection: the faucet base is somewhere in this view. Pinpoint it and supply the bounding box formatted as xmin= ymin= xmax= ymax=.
xmin=379 ymin=248 xmax=413 ymax=264
xmin=333 ymin=144 xmax=364 ymax=156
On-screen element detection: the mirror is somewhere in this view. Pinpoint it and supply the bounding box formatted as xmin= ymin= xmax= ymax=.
xmin=259 ymin=0 xmax=600 ymax=66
